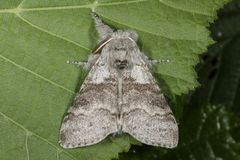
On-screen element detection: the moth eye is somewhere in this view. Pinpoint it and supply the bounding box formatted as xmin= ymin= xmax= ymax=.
xmin=114 ymin=59 xmax=128 ymax=70
xmin=121 ymin=60 xmax=128 ymax=64
xmin=115 ymin=59 xmax=121 ymax=63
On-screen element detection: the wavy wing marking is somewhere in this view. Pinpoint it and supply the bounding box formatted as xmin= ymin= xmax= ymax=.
xmin=59 ymin=57 xmax=118 ymax=148
xmin=122 ymin=56 xmax=178 ymax=148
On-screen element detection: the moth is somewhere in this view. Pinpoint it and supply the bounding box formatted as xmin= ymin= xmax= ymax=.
xmin=59 ymin=12 xmax=178 ymax=148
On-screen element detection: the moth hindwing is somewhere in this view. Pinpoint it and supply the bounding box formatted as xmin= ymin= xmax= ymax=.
xmin=59 ymin=12 xmax=178 ymax=148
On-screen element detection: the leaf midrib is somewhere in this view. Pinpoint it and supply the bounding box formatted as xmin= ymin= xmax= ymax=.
xmin=0 ymin=0 xmax=211 ymax=16
xmin=0 ymin=0 xmax=210 ymax=41
xmin=0 ymin=0 xmax=148 ymax=13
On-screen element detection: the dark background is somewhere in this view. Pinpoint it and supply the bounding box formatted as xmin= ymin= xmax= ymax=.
xmin=119 ymin=0 xmax=240 ymax=159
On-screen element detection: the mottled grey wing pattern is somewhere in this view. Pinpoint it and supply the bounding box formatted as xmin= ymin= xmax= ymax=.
xmin=122 ymin=58 xmax=178 ymax=148
xmin=59 ymin=58 xmax=118 ymax=148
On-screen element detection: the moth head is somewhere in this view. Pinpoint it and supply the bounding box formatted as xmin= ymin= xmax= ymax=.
xmin=95 ymin=30 xmax=139 ymax=70
xmin=92 ymin=30 xmax=138 ymax=55
xmin=106 ymin=37 xmax=138 ymax=70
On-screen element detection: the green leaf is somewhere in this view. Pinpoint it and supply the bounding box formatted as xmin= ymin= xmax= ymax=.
xmin=190 ymin=0 xmax=240 ymax=113
xmin=169 ymin=105 xmax=240 ymax=160
xmin=0 ymin=0 xmax=229 ymax=160
xmin=210 ymin=4 xmax=240 ymax=113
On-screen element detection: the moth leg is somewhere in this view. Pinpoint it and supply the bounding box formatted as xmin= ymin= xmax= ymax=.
xmin=139 ymin=52 xmax=170 ymax=67
xmin=92 ymin=12 xmax=114 ymax=42
xmin=150 ymin=59 xmax=170 ymax=65
xmin=66 ymin=60 xmax=87 ymax=68
xmin=67 ymin=54 xmax=100 ymax=70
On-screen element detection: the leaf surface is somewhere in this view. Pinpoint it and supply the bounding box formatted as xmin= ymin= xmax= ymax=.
xmin=0 ymin=0 xmax=229 ymax=160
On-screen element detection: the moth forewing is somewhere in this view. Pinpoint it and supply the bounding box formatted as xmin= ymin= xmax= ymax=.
xmin=118 ymin=53 xmax=178 ymax=148
xmin=59 ymin=56 xmax=119 ymax=148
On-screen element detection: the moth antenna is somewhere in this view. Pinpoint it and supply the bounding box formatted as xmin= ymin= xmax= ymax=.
xmin=127 ymin=30 xmax=138 ymax=41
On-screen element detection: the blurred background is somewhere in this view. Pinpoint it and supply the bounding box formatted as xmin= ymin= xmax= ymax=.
xmin=119 ymin=0 xmax=240 ymax=159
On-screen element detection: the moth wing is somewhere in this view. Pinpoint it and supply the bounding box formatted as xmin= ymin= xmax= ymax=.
xmin=59 ymin=57 xmax=118 ymax=148
xmin=122 ymin=57 xmax=178 ymax=148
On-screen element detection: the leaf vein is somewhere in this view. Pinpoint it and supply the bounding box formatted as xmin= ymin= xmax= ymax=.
xmin=160 ymin=73 xmax=195 ymax=85
xmin=57 ymin=149 xmax=60 ymax=160
xmin=0 ymin=111 xmax=77 ymax=160
xmin=17 ymin=0 xmax=25 ymax=8
xmin=0 ymin=0 xmax=148 ymax=13
xmin=16 ymin=13 xmax=90 ymax=51
xmin=157 ymin=0 xmax=212 ymax=16
xmin=25 ymin=134 xmax=30 ymax=160
xmin=96 ymin=12 xmax=202 ymax=41
xmin=0 ymin=54 xmax=75 ymax=94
